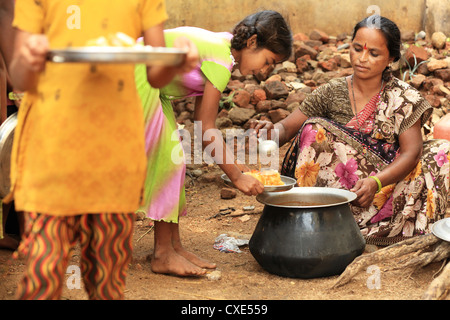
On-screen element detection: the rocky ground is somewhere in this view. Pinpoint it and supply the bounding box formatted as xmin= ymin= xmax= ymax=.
xmin=175 ymin=28 xmax=450 ymax=143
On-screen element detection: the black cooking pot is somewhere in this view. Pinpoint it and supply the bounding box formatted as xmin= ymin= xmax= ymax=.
xmin=249 ymin=187 xmax=365 ymax=279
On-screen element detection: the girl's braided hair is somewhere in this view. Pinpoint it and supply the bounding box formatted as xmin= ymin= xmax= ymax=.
xmin=231 ymin=10 xmax=293 ymax=61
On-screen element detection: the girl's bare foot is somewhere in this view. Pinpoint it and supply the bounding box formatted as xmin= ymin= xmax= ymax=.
xmin=150 ymin=249 xmax=206 ymax=276
xmin=174 ymin=246 xmax=217 ymax=269
xmin=0 ymin=234 xmax=19 ymax=251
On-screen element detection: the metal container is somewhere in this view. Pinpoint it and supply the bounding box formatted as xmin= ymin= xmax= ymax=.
xmin=250 ymin=187 xmax=365 ymax=278
xmin=47 ymin=46 xmax=187 ymax=66
xmin=0 ymin=113 xmax=17 ymax=198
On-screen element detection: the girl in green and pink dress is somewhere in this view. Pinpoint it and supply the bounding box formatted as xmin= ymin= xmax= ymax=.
xmin=135 ymin=11 xmax=293 ymax=276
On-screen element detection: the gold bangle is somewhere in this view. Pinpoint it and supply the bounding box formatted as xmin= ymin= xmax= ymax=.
xmin=368 ymin=176 xmax=382 ymax=193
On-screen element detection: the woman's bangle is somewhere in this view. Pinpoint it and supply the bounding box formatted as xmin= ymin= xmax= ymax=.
xmin=368 ymin=176 xmax=382 ymax=193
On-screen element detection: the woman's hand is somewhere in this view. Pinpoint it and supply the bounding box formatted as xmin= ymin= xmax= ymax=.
xmin=350 ymin=177 xmax=379 ymax=208
xmin=232 ymin=172 xmax=265 ymax=196
xmin=248 ymin=119 xmax=275 ymax=139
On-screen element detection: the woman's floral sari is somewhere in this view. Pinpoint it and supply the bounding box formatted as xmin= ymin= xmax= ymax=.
xmin=281 ymin=77 xmax=449 ymax=244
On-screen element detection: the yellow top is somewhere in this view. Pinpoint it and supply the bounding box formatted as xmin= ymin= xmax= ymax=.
xmin=9 ymin=0 xmax=168 ymax=215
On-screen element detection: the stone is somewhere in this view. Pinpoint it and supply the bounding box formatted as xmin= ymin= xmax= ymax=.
xmin=410 ymin=74 xmax=426 ymax=89
xmin=200 ymin=172 xmax=220 ymax=183
xmin=416 ymin=62 xmax=430 ymax=75
xmin=263 ymin=80 xmax=289 ymax=99
xmin=427 ymin=58 xmax=448 ymax=72
xmin=425 ymin=94 xmax=441 ymax=108
xmin=438 ymin=85 xmax=450 ymax=96
xmin=285 ymin=91 xmax=306 ymax=105
xmin=304 ymin=40 xmax=323 ymax=48
xmin=294 ymin=41 xmax=318 ymax=60
xmin=220 ymin=187 xmax=237 ymax=199
xmin=422 ymin=78 xmax=444 ymax=91
xmin=286 ymin=81 xmax=307 ymax=91
xmin=318 ymin=59 xmax=338 ymax=71
xmin=304 ymin=79 xmax=317 ymax=88
xmin=431 ymin=31 xmax=447 ymax=49
xmin=215 ymin=117 xmax=233 ymax=129
xmin=295 ymin=56 xmax=310 ymax=73
xmin=206 ymin=270 xmax=222 ymax=281
xmin=232 ymin=89 xmax=251 ymax=108
xmin=243 ymin=83 xmax=258 ymax=95
xmin=270 ymin=100 xmax=287 ymax=110
xmin=339 ymin=53 xmax=352 ymax=68
xmin=401 ymin=30 xmax=416 ymax=42
xmin=268 ymin=108 xmax=290 ymax=123
xmin=404 ymin=45 xmax=430 ymax=66
xmin=293 ymin=32 xmax=309 ymax=41
xmin=227 ymin=79 xmax=245 ymax=91
xmin=415 ymin=30 xmax=426 ymax=40
xmin=309 ymin=29 xmax=329 ymax=43
xmin=228 ymin=107 xmax=255 ymax=125
xmin=217 ymin=108 xmax=228 ymax=118
xmin=265 ymin=74 xmax=282 ymax=83
xmin=255 ymin=100 xmax=272 ymax=113
xmin=281 ymin=61 xmax=298 ymax=73
xmin=250 ymin=88 xmax=266 ymax=105
xmin=434 ymin=68 xmax=450 ymax=82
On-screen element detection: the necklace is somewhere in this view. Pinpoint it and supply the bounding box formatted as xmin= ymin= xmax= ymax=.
xmin=350 ymin=75 xmax=384 ymax=131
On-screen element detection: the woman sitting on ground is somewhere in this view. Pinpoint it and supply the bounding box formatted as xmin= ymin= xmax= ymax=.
xmin=252 ymin=15 xmax=449 ymax=245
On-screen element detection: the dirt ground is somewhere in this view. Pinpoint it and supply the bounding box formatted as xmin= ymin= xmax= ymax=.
xmin=1 ymin=144 xmax=447 ymax=302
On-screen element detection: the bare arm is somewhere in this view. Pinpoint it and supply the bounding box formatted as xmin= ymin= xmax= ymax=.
xmin=251 ymin=107 xmax=308 ymax=146
xmin=194 ymin=80 xmax=264 ymax=196
xmin=351 ymin=120 xmax=423 ymax=207
xmin=9 ymin=30 xmax=48 ymax=92
xmin=143 ymin=23 xmax=198 ymax=88
xmin=0 ymin=0 xmax=15 ymax=67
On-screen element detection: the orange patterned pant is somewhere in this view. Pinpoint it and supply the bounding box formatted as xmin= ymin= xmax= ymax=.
xmin=15 ymin=212 xmax=134 ymax=300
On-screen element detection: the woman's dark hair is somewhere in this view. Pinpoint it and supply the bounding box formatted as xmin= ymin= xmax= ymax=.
xmin=231 ymin=10 xmax=293 ymax=61
xmin=352 ymin=15 xmax=401 ymax=62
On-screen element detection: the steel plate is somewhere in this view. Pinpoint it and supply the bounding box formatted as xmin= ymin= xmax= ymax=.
xmin=432 ymin=218 xmax=450 ymax=242
xmin=47 ymin=46 xmax=187 ymax=66
xmin=221 ymin=173 xmax=296 ymax=193
xmin=0 ymin=113 xmax=17 ymax=198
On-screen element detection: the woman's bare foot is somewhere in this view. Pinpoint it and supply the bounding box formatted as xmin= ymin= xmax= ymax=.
xmin=150 ymin=249 xmax=206 ymax=276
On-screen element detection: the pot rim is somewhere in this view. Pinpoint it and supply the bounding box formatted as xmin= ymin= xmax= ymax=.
xmin=256 ymin=187 xmax=357 ymax=209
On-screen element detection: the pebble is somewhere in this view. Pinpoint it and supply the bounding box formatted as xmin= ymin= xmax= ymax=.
xmin=206 ymin=270 xmax=222 ymax=281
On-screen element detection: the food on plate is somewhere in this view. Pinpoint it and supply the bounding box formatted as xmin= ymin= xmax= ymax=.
xmin=244 ymin=170 xmax=284 ymax=186
xmin=86 ymin=32 xmax=138 ymax=47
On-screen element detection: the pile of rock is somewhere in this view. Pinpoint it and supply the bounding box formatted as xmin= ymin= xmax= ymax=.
xmin=174 ymin=29 xmax=450 ymax=141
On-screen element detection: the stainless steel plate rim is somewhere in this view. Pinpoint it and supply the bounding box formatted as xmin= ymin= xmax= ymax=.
xmin=0 ymin=113 xmax=17 ymax=198
xmin=256 ymin=187 xmax=357 ymax=208
xmin=221 ymin=173 xmax=296 ymax=193
xmin=47 ymin=46 xmax=187 ymax=65
xmin=432 ymin=218 xmax=450 ymax=242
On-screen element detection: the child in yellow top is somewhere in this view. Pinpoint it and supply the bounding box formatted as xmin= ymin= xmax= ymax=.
xmin=9 ymin=0 xmax=197 ymax=299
